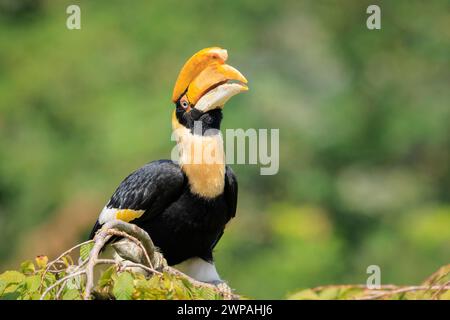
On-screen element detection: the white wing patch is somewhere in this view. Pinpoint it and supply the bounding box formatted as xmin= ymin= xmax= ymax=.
xmin=174 ymin=257 xmax=221 ymax=283
xmin=99 ymin=206 xmax=145 ymax=224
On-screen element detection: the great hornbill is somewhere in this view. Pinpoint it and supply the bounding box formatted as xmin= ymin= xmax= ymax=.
xmin=89 ymin=47 xmax=248 ymax=284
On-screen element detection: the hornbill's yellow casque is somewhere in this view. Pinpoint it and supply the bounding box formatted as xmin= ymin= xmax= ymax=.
xmin=89 ymin=47 xmax=248 ymax=284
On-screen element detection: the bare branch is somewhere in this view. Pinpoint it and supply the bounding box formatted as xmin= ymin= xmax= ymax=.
xmin=37 ymin=220 xmax=238 ymax=300
xmin=122 ymin=262 xmax=163 ymax=275
xmin=355 ymin=285 xmax=450 ymax=300
xmin=83 ymin=231 xmax=113 ymax=299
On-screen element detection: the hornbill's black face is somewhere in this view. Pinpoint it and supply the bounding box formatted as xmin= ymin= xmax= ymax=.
xmin=171 ymin=47 xmax=248 ymax=134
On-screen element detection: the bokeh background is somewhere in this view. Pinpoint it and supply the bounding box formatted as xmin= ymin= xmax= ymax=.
xmin=0 ymin=0 xmax=449 ymax=299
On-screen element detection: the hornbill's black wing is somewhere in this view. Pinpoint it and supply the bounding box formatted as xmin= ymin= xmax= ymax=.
xmin=206 ymin=165 xmax=238 ymax=254
xmin=224 ymin=165 xmax=238 ymax=219
xmin=89 ymin=160 xmax=185 ymax=239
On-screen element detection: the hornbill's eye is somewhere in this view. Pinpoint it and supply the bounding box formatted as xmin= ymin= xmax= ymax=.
xmin=180 ymin=100 xmax=189 ymax=109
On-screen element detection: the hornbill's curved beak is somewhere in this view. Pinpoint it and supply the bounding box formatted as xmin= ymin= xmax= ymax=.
xmin=172 ymin=47 xmax=248 ymax=112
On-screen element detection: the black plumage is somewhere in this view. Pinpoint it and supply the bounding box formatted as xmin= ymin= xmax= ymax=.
xmin=89 ymin=160 xmax=238 ymax=266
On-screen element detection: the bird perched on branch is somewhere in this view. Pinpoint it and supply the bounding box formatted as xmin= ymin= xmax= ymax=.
xmin=89 ymin=47 xmax=248 ymax=285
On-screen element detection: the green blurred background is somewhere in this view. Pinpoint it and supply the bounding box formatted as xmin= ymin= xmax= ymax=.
xmin=0 ymin=0 xmax=449 ymax=299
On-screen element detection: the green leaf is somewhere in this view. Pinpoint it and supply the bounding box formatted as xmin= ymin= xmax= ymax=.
xmin=287 ymin=289 xmax=320 ymax=300
xmin=180 ymin=277 xmax=193 ymax=290
xmin=62 ymin=289 xmax=81 ymax=300
xmin=0 ymin=278 xmax=26 ymax=300
xmin=66 ymin=273 xmax=83 ymax=290
xmin=29 ymin=292 xmax=42 ymax=300
xmin=338 ymin=287 xmax=365 ymax=299
xmin=162 ymin=273 xmax=173 ymax=289
xmin=0 ymin=271 xmax=26 ymax=285
xmin=60 ymin=256 xmax=72 ymax=267
xmin=79 ymin=242 xmax=95 ymax=261
xmin=20 ymin=261 xmax=35 ymax=275
xmin=1 ymin=291 xmax=21 ymax=300
xmin=0 ymin=280 xmax=6 ymax=296
xmin=172 ymin=279 xmax=189 ymax=299
xmin=196 ymin=287 xmax=217 ymax=300
xmin=25 ymin=275 xmax=41 ymax=293
xmin=317 ymin=287 xmax=340 ymax=300
xmin=42 ymin=272 xmax=56 ymax=287
xmin=113 ymin=272 xmax=134 ymax=300
xmin=147 ymin=274 xmax=162 ymax=288
xmin=98 ymin=266 xmax=116 ymax=287
xmin=439 ymin=290 xmax=450 ymax=300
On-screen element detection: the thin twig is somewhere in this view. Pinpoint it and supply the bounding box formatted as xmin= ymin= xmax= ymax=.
xmin=355 ymin=285 xmax=450 ymax=300
xmin=83 ymin=220 xmax=160 ymax=299
xmin=122 ymin=262 xmax=163 ymax=275
xmin=431 ymin=281 xmax=450 ymax=300
xmin=423 ymin=264 xmax=450 ymax=285
xmin=56 ymin=283 xmax=66 ymax=300
xmin=96 ymin=259 xmax=117 ymax=265
xmin=311 ymin=284 xmax=398 ymax=292
xmin=45 ymin=240 xmax=94 ymax=273
xmin=40 ymin=270 xmax=85 ymax=300
xmin=39 ymin=240 xmax=94 ymax=291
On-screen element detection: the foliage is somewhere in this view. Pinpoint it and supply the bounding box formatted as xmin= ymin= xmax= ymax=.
xmin=0 ymin=252 xmax=225 ymax=300
xmin=1 ymin=252 xmax=448 ymax=300
xmin=289 ymin=263 xmax=450 ymax=299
